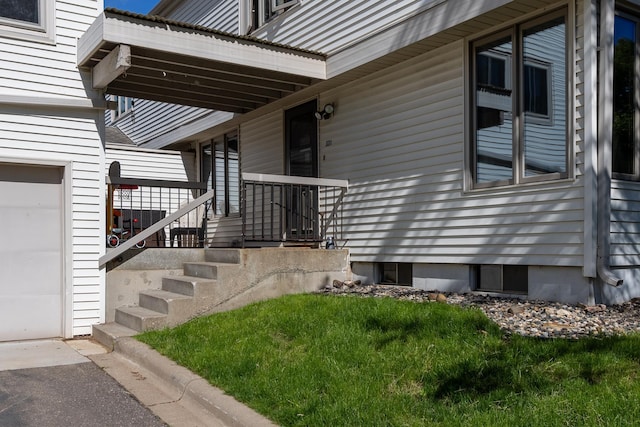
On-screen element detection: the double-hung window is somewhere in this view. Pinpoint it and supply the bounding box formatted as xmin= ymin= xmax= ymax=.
xmin=613 ymin=10 xmax=640 ymax=179
xmin=0 ymin=0 xmax=55 ymax=43
xmin=470 ymin=10 xmax=568 ymax=188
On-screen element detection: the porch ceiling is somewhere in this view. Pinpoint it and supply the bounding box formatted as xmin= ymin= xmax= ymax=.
xmin=77 ymin=10 xmax=327 ymax=113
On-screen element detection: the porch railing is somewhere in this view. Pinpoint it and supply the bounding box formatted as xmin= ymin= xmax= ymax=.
xmin=101 ymin=162 xmax=212 ymax=266
xmin=100 ymin=188 xmax=214 ymax=266
xmin=241 ymin=173 xmax=348 ymax=246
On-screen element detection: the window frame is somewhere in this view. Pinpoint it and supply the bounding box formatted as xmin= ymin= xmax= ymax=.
xmin=111 ymin=96 xmax=134 ymax=122
xmin=523 ymin=59 xmax=553 ymax=125
xmin=612 ymin=8 xmax=640 ymax=181
xmin=476 ymin=50 xmax=512 ymax=95
xmin=247 ymin=0 xmax=299 ymax=31
xmin=468 ymin=8 xmax=570 ymax=190
xmin=272 ymin=0 xmax=298 ymax=13
xmin=0 ymin=0 xmax=55 ymax=44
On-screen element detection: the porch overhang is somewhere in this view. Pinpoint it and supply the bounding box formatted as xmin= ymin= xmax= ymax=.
xmin=77 ymin=9 xmax=327 ymax=113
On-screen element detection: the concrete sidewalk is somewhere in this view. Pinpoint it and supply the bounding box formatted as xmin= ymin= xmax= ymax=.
xmin=90 ymin=337 xmax=278 ymax=427
xmin=0 ymin=339 xmax=100 ymax=371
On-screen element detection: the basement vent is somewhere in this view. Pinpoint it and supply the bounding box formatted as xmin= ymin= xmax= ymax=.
xmin=379 ymin=263 xmax=412 ymax=286
xmin=476 ymin=265 xmax=528 ymax=294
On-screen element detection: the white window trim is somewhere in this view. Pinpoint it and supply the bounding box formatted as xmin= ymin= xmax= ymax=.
xmin=0 ymin=0 xmax=55 ymax=44
xmin=111 ymin=96 xmax=134 ymax=122
xmin=245 ymin=0 xmax=299 ymax=32
xmin=272 ymin=0 xmax=298 ymax=13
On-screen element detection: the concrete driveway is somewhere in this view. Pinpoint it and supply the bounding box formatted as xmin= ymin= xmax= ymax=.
xmin=0 ymin=339 xmax=166 ymax=427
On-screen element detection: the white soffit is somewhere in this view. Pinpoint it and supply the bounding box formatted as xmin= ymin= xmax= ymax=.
xmin=77 ymin=10 xmax=326 ymax=113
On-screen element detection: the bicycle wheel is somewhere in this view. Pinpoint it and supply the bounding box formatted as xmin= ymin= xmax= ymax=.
xmin=107 ymin=235 xmax=119 ymax=247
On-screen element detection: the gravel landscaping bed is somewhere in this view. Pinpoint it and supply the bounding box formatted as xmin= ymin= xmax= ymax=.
xmin=317 ymin=282 xmax=640 ymax=339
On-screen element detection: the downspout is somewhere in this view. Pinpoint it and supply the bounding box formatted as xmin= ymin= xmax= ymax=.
xmin=596 ymin=0 xmax=624 ymax=287
xmin=584 ymin=0 xmax=598 ymax=280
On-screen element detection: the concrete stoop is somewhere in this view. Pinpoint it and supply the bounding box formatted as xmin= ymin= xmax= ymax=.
xmin=94 ymin=249 xmax=242 ymax=350
xmin=94 ymin=247 xmax=349 ymax=350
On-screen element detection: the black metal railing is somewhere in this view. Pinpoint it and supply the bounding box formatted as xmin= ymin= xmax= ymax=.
xmin=102 ymin=162 xmax=211 ymax=264
xmin=241 ymin=173 xmax=348 ymax=246
xmin=107 ymin=178 xmax=208 ymax=246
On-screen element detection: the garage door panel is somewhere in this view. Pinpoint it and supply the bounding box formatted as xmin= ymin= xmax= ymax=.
xmin=0 ymin=295 xmax=62 ymax=341
xmin=0 ymin=164 xmax=64 ymax=341
xmin=2 ymin=207 xmax=64 ymax=245
xmin=0 ymin=252 xmax=61 ymax=295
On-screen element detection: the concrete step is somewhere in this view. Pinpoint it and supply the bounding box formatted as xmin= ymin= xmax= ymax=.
xmin=139 ymin=289 xmax=194 ymax=316
xmin=183 ymin=262 xmax=219 ymax=279
xmin=162 ymin=275 xmax=217 ymax=298
xmin=115 ymin=305 xmax=167 ymax=332
xmin=204 ymin=248 xmax=241 ymax=264
xmin=92 ymin=322 xmax=137 ymax=351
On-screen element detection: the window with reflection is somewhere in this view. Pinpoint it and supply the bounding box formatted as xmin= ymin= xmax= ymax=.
xmin=471 ymin=10 xmax=568 ymax=187
xmin=0 ymin=0 xmax=39 ymax=23
xmin=613 ymin=13 xmax=638 ymax=178
xmin=0 ymin=0 xmax=54 ymax=43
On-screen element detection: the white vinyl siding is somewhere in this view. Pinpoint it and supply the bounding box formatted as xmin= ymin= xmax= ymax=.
xmin=575 ymin=0 xmax=586 ymax=183
xmin=611 ymin=180 xmax=640 ymax=267
xmin=106 ymin=101 xmax=212 ymax=146
xmin=166 ymin=0 xmax=239 ymax=32
xmin=317 ymin=40 xmax=583 ymax=266
xmin=0 ymin=111 xmax=103 ymax=337
xmin=241 ymin=110 xmax=283 ymax=174
xmin=0 ymin=0 xmax=103 ymax=337
xmin=250 ymin=0 xmax=446 ymax=54
xmin=105 ymin=145 xmax=195 ymax=182
xmin=0 ymin=1 xmax=95 ymax=100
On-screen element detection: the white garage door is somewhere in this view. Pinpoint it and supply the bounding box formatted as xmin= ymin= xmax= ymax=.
xmin=0 ymin=164 xmax=64 ymax=341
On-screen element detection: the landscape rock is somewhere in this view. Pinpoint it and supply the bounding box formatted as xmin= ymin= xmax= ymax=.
xmin=315 ymin=284 xmax=640 ymax=339
xmin=507 ymin=305 xmax=525 ymax=315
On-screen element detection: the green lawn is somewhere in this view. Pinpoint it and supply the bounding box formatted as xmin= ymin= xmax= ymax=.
xmin=137 ymin=294 xmax=640 ymax=426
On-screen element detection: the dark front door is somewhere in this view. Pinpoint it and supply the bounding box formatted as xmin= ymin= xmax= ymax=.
xmin=285 ymin=100 xmax=318 ymax=240
xmin=286 ymin=100 xmax=318 ymax=177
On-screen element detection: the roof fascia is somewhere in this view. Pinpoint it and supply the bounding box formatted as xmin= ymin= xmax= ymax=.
xmin=78 ymin=12 xmax=326 ymax=81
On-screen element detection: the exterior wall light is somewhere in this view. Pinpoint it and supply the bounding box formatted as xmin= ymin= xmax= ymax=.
xmin=315 ymin=103 xmax=334 ymax=120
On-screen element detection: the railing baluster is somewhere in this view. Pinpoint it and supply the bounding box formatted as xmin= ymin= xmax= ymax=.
xmin=105 ymin=175 xmax=209 ymax=251
xmin=251 ymin=183 xmax=256 ymax=240
xmin=237 ymin=173 xmax=347 ymax=246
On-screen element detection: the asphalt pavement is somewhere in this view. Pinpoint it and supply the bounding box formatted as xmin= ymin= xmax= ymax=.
xmin=0 ymin=338 xmax=277 ymax=427
xmin=0 ymin=339 xmax=165 ymax=427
